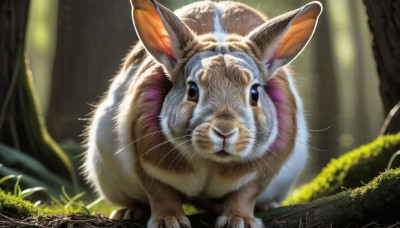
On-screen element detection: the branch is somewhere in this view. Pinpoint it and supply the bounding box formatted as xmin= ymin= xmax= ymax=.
xmin=262 ymin=168 xmax=400 ymax=227
xmin=284 ymin=133 xmax=400 ymax=205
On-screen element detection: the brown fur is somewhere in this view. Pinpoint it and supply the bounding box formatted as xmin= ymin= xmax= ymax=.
xmin=175 ymin=1 xmax=216 ymax=34
xmin=99 ymin=0 xmax=321 ymax=227
xmin=123 ymin=32 xmax=297 ymax=191
xmin=219 ymin=1 xmax=267 ymax=36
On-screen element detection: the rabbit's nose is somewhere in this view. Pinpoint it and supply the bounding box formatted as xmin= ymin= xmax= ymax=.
xmin=211 ymin=127 xmax=237 ymax=140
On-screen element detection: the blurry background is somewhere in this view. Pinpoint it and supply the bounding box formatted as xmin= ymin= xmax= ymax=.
xmin=25 ymin=0 xmax=382 ymax=184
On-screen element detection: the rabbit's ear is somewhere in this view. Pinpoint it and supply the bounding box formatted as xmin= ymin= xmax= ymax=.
xmin=247 ymin=1 xmax=322 ymax=77
xmin=130 ymin=0 xmax=195 ymax=72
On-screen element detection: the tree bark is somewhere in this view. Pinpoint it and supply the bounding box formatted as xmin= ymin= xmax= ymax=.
xmin=46 ymin=0 xmax=135 ymax=142
xmin=311 ymin=0 xmax=340 ymax=169
xmin=0 ymin=0 xmax=30 ymax=108
xmin=363 ymin=0 xmax=400 ymax=134
xmin=0 ymin=0 xmax=74 ymax=184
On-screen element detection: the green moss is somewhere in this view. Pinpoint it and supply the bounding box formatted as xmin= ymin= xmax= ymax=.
xmin=349 ymin=168 xmax=400 ymax=216
xmin=284 ymin=133 xmax=400 ymax=205
xmin=333 ymin=168 xmax=400 ymax=223
xmin=323 ymin=168 xmax=400 ymax=222
xmin=0 ymin=187 xmax=91 ymax=217
xmin=0 ymin=188 xmax=45 ymax=217
xmin=262 ymin=168 xmax=400 ymax=227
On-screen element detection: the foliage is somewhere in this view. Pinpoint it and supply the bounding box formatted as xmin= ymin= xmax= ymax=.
xmin=284 ymin=133 xmax=400 ymax=205
xmin=0 ymin=175 xmax=45 ymax=201
xmin=49 ymin=186 xmax=90 ymax=214
xmin=0 ymin=187 xmax=93 ymax=217
xmin=0 ymin=47 xmax=75 ymax=183
xmin=0 ymin=143 xmax=74 ymax=196
xmin=0 ymin=174 xmax=95 ymax=216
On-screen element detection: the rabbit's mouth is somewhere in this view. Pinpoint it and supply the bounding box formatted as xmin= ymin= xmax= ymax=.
xmin=215 ymin=150 xmax=230 ymax=157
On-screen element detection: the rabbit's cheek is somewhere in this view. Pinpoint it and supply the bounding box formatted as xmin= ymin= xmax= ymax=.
xmin=192 ymin=124 xmax=214 ymax=152
xmin=233 ymin=126 xmax=253 ymax=154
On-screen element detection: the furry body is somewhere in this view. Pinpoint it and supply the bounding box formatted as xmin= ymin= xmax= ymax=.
xmin=84 ymin=1 xmax=321 ymax=227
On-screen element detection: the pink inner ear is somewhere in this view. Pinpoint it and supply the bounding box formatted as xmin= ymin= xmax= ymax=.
xmin=134 ymin=9 xmax=176 ymax=62
xmin=157 ymin=29 xmax=175 ymax=61
xmin=271 ymin=15 xmax=319 ymax=64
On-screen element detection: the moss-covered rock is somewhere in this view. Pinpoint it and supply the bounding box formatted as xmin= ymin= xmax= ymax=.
xmin=349 ymin=167 xmax=400 ymax=219
xmin=263 ymin=168 xmax=400 ymax=227
xmin=284 ymin=133 xmax=400 ymax=205
xmin=0 ymin=188 xmax=45 ymax=217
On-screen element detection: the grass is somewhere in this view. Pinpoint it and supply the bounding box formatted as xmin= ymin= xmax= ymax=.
xmin=0 ymin=175 xmax=45 ymax=201
xmin=388 ymin=150 xmax=400 ymax=169
xmin=0 ymin=174 xmax=115 ymax=217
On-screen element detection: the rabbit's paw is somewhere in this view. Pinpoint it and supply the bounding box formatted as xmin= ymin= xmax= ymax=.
xmin=148 ymin=214 xmax=191 ymax=228
xmin=216 ymin=215 xmax=264 ymax=228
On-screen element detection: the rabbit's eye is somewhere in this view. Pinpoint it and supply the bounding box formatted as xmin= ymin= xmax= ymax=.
xmin=187 ymin=82 xmax=199 ymax=102
xmin=250 ymin=84 xmax=259 ymax=106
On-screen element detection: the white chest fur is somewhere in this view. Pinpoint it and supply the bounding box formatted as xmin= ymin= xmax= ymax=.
xmin=142 ymin=160 xmax=257 ymax=198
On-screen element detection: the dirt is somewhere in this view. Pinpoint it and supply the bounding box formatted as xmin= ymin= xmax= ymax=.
xmin=0 ymin=212 xmax=145 ymax=227
xmin=1 ymin=211 xmax=399 ymax=228
xmin=0 ymin=211 xmax=219 ymax=227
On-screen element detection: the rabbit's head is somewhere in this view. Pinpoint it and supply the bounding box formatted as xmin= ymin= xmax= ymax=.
xmin=130 ymin=0 xmax=321 ymax=163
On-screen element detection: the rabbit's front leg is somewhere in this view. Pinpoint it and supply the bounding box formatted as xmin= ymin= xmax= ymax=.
xmin=216 ymin=180 xmax=266 ymax=228
xmin=144 ymin=179 xmax=191 ymax=228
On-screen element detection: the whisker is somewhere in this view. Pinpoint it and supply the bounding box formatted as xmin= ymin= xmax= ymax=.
xmin=294 ymin=139 xmax=326 ymax=153
xmin=267 ymin=149 xmax=285 ymax=166
xmin=244 ymin=122 xmax=257 ymax=129
xmin=116 ymin=128 xmax=194 ymax=155
xmin=142 ymin=134 xmax=192 ymax=157
xmin=306 ymin=126 xmax=332 ymax=132
xmin=116 ymin=129 xmax=171 ymax=155
xmin=168 ymin=142 xmax=194 ymax=171
xmin=276 ymin=125 xmax=328 ymax=152
xmin=159 ymin=138 xmax=192 ymax=166
xmin=246 ymin=137 xmax=291 ymax=174
xmin=246 ymin=155 xmax=269 ymax=181
xmin=248 ymin=126 xmax=327 ymax=154
xmin=174 ymin=144 xmax=194 ymax=168
xmin=185 ymin=146 xmax=197 ymax=172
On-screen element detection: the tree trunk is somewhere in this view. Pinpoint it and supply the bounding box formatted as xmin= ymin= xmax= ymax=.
xmin=312 ymin=0 xmax=340 ymax=168
xmin=349 ymin=1 xmax=370 ymax=147
xmin=46 ymin=0 xmax=135 ymax=142
xmin=363 ymin=0 xmax=400 ymax=134
xmin=0 ymin=1 xmax=30 ymax=107
xmin=0 ymin=0 xmax=74 ymax=184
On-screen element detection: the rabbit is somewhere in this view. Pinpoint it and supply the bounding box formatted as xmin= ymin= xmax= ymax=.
xmin=83 ymin=0 xmax=322 ymax=227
